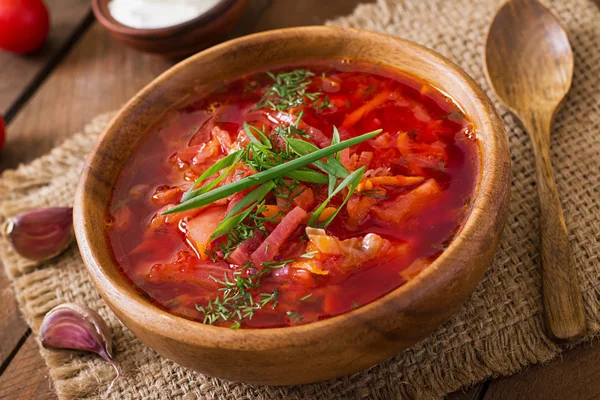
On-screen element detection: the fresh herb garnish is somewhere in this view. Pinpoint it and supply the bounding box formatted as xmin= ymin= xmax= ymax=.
xmin=165 ymin=130 xmax=381 ymax=215
xmin=300 ymin=293 xmax=313 ymax=302
xmin=308 ymin=167 xmax=366 ymax=228
xmin=256 ymin=70 xmax=321 ymax=111
xmin=300 ymin=251 xmax=318 ymax=259
xmin=195 ymin=267 xmax=281 ymax=327
xmin=438 ymin=110 xmax=465 ymax=120
xmin=286 ymin=311 xmax=303 ymax=324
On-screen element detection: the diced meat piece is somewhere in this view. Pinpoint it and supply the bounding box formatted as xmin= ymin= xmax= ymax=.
xmin=185 ymin=206 xmax=227 ymax=259
xmin=227 ymin=235 xmax=263 ymax=266
xmin=372 ymin=179 xmax=442 ymax=225
xmin=251 ymin=206 xmax=307 ymax=266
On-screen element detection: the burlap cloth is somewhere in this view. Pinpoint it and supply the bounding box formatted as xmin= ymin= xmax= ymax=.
xmin=1 ymin=0 xmax=599 ymax=398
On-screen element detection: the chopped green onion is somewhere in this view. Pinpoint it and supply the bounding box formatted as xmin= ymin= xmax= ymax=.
xmin=182 ymin=149 xmax=244 ymax=201
xmin=285 ymin=170 xmax=328 ymax=184
xmin=164 ymin=130 xmax=381 ymax=215
xmin=285 ymin=137 xmax=349 ymax=178
xmin=308 ymin=167 xmax=366 ymax=228
xmin=243 ymin=122 xmax=271 ymax=149
xmin=210 ymin=182 xmax=275 ymax=241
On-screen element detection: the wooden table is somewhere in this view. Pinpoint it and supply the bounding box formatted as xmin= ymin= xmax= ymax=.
xmin=1 ymin=1 xmax=599 ymax=399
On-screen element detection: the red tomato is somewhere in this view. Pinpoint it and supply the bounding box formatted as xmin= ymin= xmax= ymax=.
xmin=0 ymin=0 xmax=50 ymax=54
xmin=0 ymin=115 xmax=5 ymax=151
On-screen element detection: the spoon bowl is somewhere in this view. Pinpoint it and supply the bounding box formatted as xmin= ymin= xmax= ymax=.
xmin=484 ymin=0 xmax=585 ymax=342
xmin=485 ymin=0 xmax=574 ymax=116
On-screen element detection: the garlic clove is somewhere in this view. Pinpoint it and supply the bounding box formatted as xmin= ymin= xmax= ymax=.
xmin=40 ymin=303 xmax=120 ymax=394
xmin=5 ymin=207 xmax=74 ymax=261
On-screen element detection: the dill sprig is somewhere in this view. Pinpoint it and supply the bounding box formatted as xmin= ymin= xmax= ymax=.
xmin=286 ymin=311 xmax=303 ymax=324
xmin=195 ymin=265 xmax=283 ymax=327
xmin=256 ymin=70 xmax=321 ymax=111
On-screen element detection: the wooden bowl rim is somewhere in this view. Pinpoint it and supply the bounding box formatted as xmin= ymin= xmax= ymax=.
xmin=74 ymin=26 xmax=508 ymax=352
xmin=91 ymin=0 xmax=238 ymax=37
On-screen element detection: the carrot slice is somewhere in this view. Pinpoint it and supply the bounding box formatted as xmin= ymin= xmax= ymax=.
xmin=342 ymin=89 xmax=391 ymax=129
xmin=261 ymin=205 xmax=282 ymax=222
xmin=317 ymin=206 xmax=337 ymax=222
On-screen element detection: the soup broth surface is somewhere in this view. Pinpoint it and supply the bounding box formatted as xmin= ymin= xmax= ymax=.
xmin=106 ymin=61 xmax=479 ymax=328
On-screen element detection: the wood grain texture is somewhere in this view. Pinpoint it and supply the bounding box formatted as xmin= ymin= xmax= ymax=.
xmin=0 ymin=335 xmax=55 ymax=400
xmin=0 ymin=0 xmax=90 ymax=116
xmin=0 ymin=264 xmax=27 ymax=366
xmin=74 ymin=26 xmax=509 ymax=385
xmin=484 ymin=0 xmax=585 ymax=342
xmin=0 ymin=23 xmax=173 ymax=171
xmin=484 ymin=341 xmax=600 ymax=400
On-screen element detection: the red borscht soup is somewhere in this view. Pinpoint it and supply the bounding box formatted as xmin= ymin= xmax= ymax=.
xmin=106 ymin=61 xmax=479 ymax=329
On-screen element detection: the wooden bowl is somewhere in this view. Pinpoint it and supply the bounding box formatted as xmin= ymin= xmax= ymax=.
xmin=74 ymin=27 xmax=510 ymax=385
xmin=91 ymin=0 xmax=248 ymax=57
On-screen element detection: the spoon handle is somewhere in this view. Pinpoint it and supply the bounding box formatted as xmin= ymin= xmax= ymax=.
xmin=524 ymin=113 xmax=586 ymax=342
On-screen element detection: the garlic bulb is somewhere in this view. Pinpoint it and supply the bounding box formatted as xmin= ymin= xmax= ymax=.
xmin=5 ymin=207 xmax=74 ymax=261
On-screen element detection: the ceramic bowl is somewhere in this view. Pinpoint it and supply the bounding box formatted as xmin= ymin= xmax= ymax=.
xmin=91 ymin=0 xmax=248 ymax=57
xmin=74 ymin=26 xmax=510 ymax=385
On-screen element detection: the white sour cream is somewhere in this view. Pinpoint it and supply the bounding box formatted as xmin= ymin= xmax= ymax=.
xmin=108 ymin=0 xmax=222 ymax=29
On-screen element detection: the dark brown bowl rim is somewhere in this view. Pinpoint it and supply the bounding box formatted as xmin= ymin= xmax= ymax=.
xmin=74 ymin=26 xmax=509 ymax=352
xmin=91 ymin=0 xmax=238 ymax=37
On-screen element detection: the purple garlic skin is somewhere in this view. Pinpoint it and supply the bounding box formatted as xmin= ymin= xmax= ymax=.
xmin=6 ymin=207 xmax=74 ymax=261
xmin=40 ymin=303 xmax=114 ymax=360
xmin=40 ymin=303 xmax=120 ymax=396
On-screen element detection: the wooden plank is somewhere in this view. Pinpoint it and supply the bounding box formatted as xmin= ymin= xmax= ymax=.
xmin=0 ymin=0 xmax=91 ymax=370
xmin=484 ymin=341 xmax=600 ymax=400
xmin=0 ymin=335 xmax=55 ymax=400
xmin=0 ymin=0 xmax=91 ymax=117
xmin=0 ymin=265 xmax=27 ymax=367
xmin=0 ymin=22 xmax=174 ymax=171
xmin=446 ymin=384 xmax=487 ymax=400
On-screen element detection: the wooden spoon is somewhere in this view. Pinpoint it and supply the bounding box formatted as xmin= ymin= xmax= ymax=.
xmin=484 ymin=0 xmax=585 ymax=342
